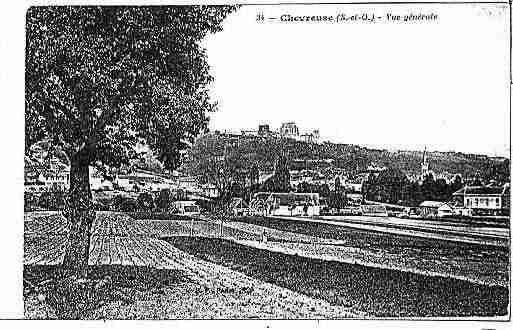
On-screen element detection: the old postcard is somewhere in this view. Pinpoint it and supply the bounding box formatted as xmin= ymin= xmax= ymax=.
xmin=9 ymin=0 xmax=513 ymax=323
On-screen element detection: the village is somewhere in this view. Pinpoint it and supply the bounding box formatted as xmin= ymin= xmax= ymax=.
xmin=23 ymin=123 xmax=511 ymax=318
xmin=24 ymin=121 xmax=510 ymax=221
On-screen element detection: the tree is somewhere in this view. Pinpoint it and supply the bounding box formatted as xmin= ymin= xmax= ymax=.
xmin=137 ymin=192 xmax=155 ymax=211
xmin=268 ymin=153 xmax=291 ymax=193
xmin=26 ymin=6 xmax=236 ymax=277
xmin=328 ymin=190 xmax=347 ymax=209
xmin=471 ymin=173 xmax=483 ymax=186
xmin=450 ymin=174 xmax=463 ymax=192
xmin=328 ymin=178 xmax=347 ymax=209
xmin=334 ymin=176 xmax=342 ymax=192
xmin=434 ymin=178 xmax=450 ymax=201
xmin=405 ymin=181 xmax=423 ymax=207
xmin=249 ymin=164 xmax=259 ymax=186
xmin=421 ymin=173 xmax=436 ymax=201
xmin=364 ymin=168 xmax=408 ymax=204
xmin=184 ymin=134 xmax=248 ymax=201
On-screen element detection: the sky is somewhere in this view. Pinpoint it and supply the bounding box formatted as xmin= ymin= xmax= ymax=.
xmin=202 ymin=4 xmax=510 ymax=157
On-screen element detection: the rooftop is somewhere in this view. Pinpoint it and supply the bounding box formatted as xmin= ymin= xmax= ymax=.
xmin=419 ymin=201 xmax=452 ymax=209
xmin=453 ymin=185 xmax=510 ymax=196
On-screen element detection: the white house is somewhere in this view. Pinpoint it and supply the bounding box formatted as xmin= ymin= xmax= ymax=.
xmin=114 ymin=169 xmax=174 ymax=192
xmin=453 ymin=185 xmax=510 ymax=216
xmin=201 ymin=184 xmax=219 ymax=198
xmin=419 ymin=201 xmax=454 ymax=218
xmin=89 ymin=167 xmax=114 ymax=191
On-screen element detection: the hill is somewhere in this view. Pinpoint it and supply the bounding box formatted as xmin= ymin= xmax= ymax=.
xmin=182 ymin=133 xmax=510 ymax=184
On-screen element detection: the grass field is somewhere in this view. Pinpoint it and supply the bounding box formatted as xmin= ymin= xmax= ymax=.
xmin=226 ymin=217 xmax=509 ymax=287
xmin=237 ymin=216 xmax=509 ymax=252
xmin=25 ymin=262 xmax=358 ymax=319
xmin=24 ymin=211 xmax=510 ymax=319
xmin=165 ymin=236 xmax=509 ymax=318
xmin=24 ymin=212 xmax=359 ymax=319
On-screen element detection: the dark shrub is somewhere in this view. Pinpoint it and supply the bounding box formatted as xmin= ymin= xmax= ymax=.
xmin=38 ymin=191 xmax=66 ymax=210
xmin=327 ymin=191 xmax=347 ymax=209
xmin=111 ymin=195 xmax=124 ymax=210
xmin=122 ymin=198 xmax=137 ymax=212
xmin=155 ymin=189 xmax=173 ymax=211
xmin=93 ymin=200 xmax=110 ymax=211
xmin=126 ymin=212 xmax=191 ymax=220
xmin=137 ymin=192 xmax=155 ymax=211
xmin=111 ymin=195 xmax=137 ymax=212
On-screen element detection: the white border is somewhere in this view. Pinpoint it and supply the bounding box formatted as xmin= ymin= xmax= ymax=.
xmin=1 ymin=0 xmax=510 ymax=328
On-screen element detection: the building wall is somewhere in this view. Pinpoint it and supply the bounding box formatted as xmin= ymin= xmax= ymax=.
xmin=271 ymin=205 xmax=320 ymax=216
xmin=501 ymin=195 xmax=510 ymax=210
xmin=464 ymin=195 xmax=502 ymax=210
xmin=280 ymin=122 xmax=299 ymax=137
xmin=419 ymin=207 xmax=438 ymax=218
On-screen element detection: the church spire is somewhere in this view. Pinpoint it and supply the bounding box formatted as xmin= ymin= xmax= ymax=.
xmin=421 ymin=147 xmax=429 ymax=177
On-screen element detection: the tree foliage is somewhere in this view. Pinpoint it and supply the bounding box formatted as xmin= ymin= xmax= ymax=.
xmin=260 ymin=153 xmax=291 ymax=193
xmin=272 ymin=153 xmax=291 ymax=192
xmin=363 ymin=168 xmax=409 ymax=204
xmin=137 ymin=192 xmax=155 ymax=211
xmin=364 ymin=169 xmax=467 ymax=206
xmin=26 ymin=6 xmax=237 ymax=170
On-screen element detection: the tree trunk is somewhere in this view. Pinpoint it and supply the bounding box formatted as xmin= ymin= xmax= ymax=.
xmin=62 ymin=156 xmax=94 ymax=278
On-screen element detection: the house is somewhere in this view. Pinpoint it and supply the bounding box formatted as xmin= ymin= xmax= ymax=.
xmin=258 ymin=172 xmax=275 ymax=185
xmin=345 ymin=181 xmax=363 ymax=193
xmin=114 ymin=169 xmax=174 ymax=192
xmin=419 ymin=201 xmax=454 ymax=218
xmin=89 ymin=167 xmax=114 ymax=191
xmin=201 ymin=184 xmax=219 ymax=198
xmin=229 ymin=197 xmax=249 ymax=216
xmin=346 ymin=193 xmax=363 ymax=204
xmin=251 ymin=192 xmax=320 ymax=216
xmin=24 ymin=181 xmax=47 ymax=193
xmin=452 ymin=184 xmax=510 ymax=216
xmin=177 ymin=176 xmax=201 ymax=192
xmin=360 ymin=204 xmax=388 ymax=217
xmin=24 ymin=161 xmax=70 ymax=193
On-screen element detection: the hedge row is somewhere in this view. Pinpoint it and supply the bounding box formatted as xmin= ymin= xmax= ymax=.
xmin=124 ymin=212 xmax=193 ymax=221
xmin=25 ymin=191 xmax=66 ymax=211
xmin=24 ymin=189 xmax=180 ymax=213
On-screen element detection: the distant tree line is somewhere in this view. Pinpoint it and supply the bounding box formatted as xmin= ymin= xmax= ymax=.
xmin=362 ymin=168 xmax=465 ymax=206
